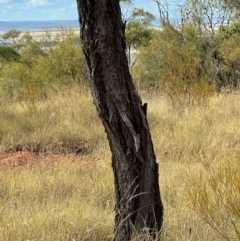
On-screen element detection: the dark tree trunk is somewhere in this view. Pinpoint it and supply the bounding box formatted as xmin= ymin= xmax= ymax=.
xmin=76 ymin=1 xmax=163 ymax=240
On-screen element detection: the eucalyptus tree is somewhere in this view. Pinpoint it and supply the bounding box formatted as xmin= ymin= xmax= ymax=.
xmin=76 ymin=1 xmax=164 ymax=240
xmin=120 ymin=0 xmax=155 ymax=67
xmin=182 ymin=0 xmax=239 ymax=35
xmin=1 ymin=29 xmax=21 ymax=44
xmin=125 ymin=8 xmax=155 ymax=67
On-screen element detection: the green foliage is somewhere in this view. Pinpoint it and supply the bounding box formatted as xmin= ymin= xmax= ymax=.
xmin=126 ymin=8 xmax=155 ymax=44
xmin=159 ymin=25 xmax=214 ymax=107
xmin=1 ymin=41 xmax=50 ymax=103
xmin=133 ymin=25 xmax=214 ymax=106
xmin=182 ymin=0 xmax=238 ymax=34
xmin=125 ymin=8 xmax=155 ymax=66
xmin=0 ymin=27 xmax=86 ymax=105
xmin=132 ymin=30 xmax=163 ymax=90
xmin=46 ymin=27 xmax=86 ymax=85
xmin=0 ymin=46 xmax=20 ymax=62
xmin=219 ymin=22 xmax=240 ymax=39
xmin=213 ymin=22 xmax=240 ymax=90
xmin=21 ymin=31 xmax=34 ymax=43
xmin=145 ymin=0 xmax=240 ymax=94
xmin=1 ymin=29 xmax=21 ymax=44
xmin=125 ymin=21 xmax=152 ymax=48
xmin=189 ymin=159 xmax=240 ymax=240
xmin=178 ymin=0 xmax=240 ymax=92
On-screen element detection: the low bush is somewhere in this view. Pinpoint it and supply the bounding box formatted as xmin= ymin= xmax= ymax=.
xmin=0 ymin=46 xmax=20 ymax=62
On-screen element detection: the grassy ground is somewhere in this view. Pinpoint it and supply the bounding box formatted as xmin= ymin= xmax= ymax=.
xmin=0 ymin=88 xmax=239 ymax=240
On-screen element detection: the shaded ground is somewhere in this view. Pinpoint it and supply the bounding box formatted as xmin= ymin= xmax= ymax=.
xmin=0 ymin=151 xmax=95 ymax=170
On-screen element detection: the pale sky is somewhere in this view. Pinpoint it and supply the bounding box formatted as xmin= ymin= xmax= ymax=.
xmin=0 ymin=0 xmax=161 ymax=21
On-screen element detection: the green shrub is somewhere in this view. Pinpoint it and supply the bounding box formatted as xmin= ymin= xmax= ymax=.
xmin=132 ymin=30 xmax=162 ymax=90
xmin=133 ymin=25 xmax=214 ymax=106
xmin=0 ymin=46 xmax=20 ymax=62
xmin=216 ymin=25 xmax=240 ymax=91
xmin=0 ymin=27 xmax=87 ymax=105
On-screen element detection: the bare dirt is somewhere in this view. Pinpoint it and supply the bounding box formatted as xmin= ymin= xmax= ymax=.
xmin=0 ymin=151 xmax=95 ymax=170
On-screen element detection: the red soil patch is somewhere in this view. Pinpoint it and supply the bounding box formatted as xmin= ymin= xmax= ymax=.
xmin=0 ymin=151 xmax=46 ymax=169
xmin=0 ymin=151 xmax=95 ymax=170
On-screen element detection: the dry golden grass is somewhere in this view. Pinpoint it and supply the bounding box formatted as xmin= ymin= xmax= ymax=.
xmin=0 ymin=86 xmax=105 ymax=155
xmin=0 ymin=88 xmax=239 ymax=240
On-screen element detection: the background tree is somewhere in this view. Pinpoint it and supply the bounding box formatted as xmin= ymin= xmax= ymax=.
xmin=1 ymin=29 xmax=21 ymax=45
xmin=222 ymin=0 xmax=240 ymax=19
xmin=182 ymin=0 xmax=239 ymax=35
xmin=76 ymin=1 xmax=163 ymax=240
xmin=120 ymin=0 xmax=133 ymax=18
xmin=125 ymin=8 xmax=155 ymax=67
xmin=150 ymin=0 xmax=240 ymax=93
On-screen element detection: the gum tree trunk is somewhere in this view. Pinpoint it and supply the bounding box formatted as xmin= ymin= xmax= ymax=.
xmin=76 ymin=1 xmax=163 ymax=240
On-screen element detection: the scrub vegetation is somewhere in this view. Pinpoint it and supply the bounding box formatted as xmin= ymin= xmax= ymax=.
xmin=0 ymin=91 xmax=239 ymax=241
xmin=0 ymin=0 xmax=240 ymax=239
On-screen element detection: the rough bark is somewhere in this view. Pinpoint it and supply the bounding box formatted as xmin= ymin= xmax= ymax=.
xmin=76 ymin=1 xmax=163 ymax=240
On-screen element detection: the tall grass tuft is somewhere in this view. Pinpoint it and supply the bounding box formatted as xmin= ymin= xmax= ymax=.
xmin=189 ymin=158 xmax=240 ymax=241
